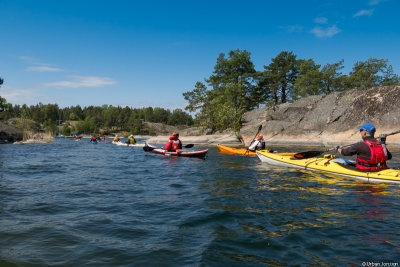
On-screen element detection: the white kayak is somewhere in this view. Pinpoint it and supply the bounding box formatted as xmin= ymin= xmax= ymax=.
xmin=114 ymin=141 xmax=145 ymax=147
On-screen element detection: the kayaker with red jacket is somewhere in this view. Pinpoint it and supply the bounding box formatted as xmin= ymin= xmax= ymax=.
xmin=338 ymin=123 xmax=392 ymax=171
xmin=163 ymin=133 xmax=182 ymax=152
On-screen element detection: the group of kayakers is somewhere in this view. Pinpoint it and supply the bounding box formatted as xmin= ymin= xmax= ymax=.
xmin=112 ymin=134 xmax=136 ymax=144
xmin=88 ymin=122 xmax=394 ymax=172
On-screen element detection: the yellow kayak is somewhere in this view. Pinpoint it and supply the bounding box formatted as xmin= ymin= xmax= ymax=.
xmin=257 ymin=150 xmax=400 ymax=184
xmin=217 ymin=144 xmax=257 ymax=155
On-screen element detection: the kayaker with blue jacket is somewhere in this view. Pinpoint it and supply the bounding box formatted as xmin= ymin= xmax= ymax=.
xmin=337 ymin=123 xmax=392 ymax=171
xmin=163 ymin=133 xmax=182 ymax=152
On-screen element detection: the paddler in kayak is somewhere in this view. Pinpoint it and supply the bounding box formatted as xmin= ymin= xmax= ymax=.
xmin=248 ymin=134 xmax=265 ymax=152
xmin=113 ymin=135 xmax=120 ymax=142
xmin=126 ymin=135 xmax=136 ymax=145
xmin=90 ymin=136 xmax=97 ymax=143
xmin=337 ymin=123 xmax=392 ymax=171
xmin=162 ymin=132 xmax=182 ymax=151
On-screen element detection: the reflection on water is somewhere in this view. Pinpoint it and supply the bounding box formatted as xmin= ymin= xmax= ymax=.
xmin=0 ymin=141 xmax=400 ymax=266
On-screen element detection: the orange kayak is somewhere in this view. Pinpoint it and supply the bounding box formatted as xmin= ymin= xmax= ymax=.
xmin=217 ymin=144 xmax=257 ymax=156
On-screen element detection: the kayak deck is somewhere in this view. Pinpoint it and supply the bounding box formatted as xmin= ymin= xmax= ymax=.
xmin=217 ymin=144 xmax=257 ymax=155
xmin=257 ymin=150 xmax=400 ymax=183
xmin=145 ymin=144 xmax=208 ymax=158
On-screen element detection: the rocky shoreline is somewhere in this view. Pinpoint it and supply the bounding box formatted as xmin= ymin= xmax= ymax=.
xmin=2 ymin=86 xmax=400 ymax=147
xmin=240 ymin=86 xmax=400 ymax=147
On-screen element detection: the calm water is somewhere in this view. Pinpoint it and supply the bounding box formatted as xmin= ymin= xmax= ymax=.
xmin=1 ymin=138 xmax=400 ymax=266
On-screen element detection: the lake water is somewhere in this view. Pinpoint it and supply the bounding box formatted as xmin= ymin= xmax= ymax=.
xmin=1 ymin=138 xmax=400 ymax=266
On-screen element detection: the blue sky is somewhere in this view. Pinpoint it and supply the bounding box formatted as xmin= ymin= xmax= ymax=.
xmin=1 ymin=0 xmax=399 ymax=109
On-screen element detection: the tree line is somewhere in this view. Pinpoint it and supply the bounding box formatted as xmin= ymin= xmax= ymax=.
xmin=0 ymin=101 xmax=193 ymax=135
xmin=183 ymin=50 xmax=400 ymax=131
xmin=2 ymin=50 xmax=400 ymax=135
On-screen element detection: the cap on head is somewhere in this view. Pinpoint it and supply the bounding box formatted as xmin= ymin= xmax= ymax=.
xmin=173 ymin=132 xmax=179 ymax=136
xmin=358 ymin=123 xmax=376 ymax=133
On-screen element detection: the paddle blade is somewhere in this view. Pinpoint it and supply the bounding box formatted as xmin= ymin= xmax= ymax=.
xmin=143 ymin=146 xmax=155 ymax=152
xmin=293 ymin=151 xmax=323 ymax=159
xmin=184 ymin=144 xmax=194 ymax=148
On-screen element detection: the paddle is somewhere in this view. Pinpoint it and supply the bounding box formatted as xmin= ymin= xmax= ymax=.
xmin=294 ymin=129 xmax=400 ymax=159
xmin=244 ymin=125 xmax=262 ymax=155
xmin=379 ymin=129 xmax=400 ymax=140
xmin=293 ymin=143 xmax=357 ymax=159
xmin=143 ymin=143 xmax=194 ymax=152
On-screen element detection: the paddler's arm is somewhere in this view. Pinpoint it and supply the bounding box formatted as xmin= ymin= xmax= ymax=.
xmin=338 ymin=142 xmax=362 ymax=156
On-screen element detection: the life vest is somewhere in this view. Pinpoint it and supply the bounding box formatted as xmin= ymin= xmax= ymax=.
xmin=91 ymin=137 xmax=97 ymax=142
xmin=163 ymin=136 xmax=182 ymax=151
xmin=170 ymin=139 xmax=181 ymax=151
xmin=129 ymin=137 xmax=136 ymax=144
xmin=257 ymin=137 xmax=265 ymax=149
xmin=356 ymin=139 xmax=389 ymax=171
xmin=113 ymin=137 xmax=120 ymax=141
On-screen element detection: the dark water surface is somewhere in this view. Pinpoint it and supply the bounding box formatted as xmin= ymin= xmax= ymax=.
xmin=1 ymin=138 xmax=400 ymax=266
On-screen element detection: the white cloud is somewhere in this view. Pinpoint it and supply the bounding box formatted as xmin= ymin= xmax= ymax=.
xmin=44 ymin=76 xmax=117 ymax=88
xmin=0 ymin=85 xmax=42 ymax=104
xmin=314 ymin=17 xmax=328 ymax=24
xmin=26 ymin=66 xmax=64 ymax=72
xmin=20 ymin=56 xmax=64 ymax=72
xmin=310 ymin=25 xmax=341 ymax=38
xmin=353 ymin=9 xmax=374 ymax=17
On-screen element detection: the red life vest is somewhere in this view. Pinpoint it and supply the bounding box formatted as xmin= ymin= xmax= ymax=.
xmin=356 ymin=139 xmax=389 ymax=171
xmin=170 ymin=139 xmax=182 ymax=151
xmin=164 ymin=136 xmax=182 ymax=151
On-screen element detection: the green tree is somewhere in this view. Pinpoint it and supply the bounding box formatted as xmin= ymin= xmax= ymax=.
xmin=183 ymin=49 xmax=257 ymax=131
xmin=182 ymin=81 xmax=208 ymax=112
xmin=320 ymin=59 xmax=346 ymax=94
xmin=293 ymin=59 xmax=322 ymax=99
xmin=0 ymin=77 xmax=7 ymax=112
xmin=43 ymin=119 xmax=58 ymax=135
xmin=76 ymin=117 xmax=97 ymax=134
xmin=207 ymin=49 xmax=257 ymax=112
xmin=264 ymin=51 xmax=300 ymax=104
xmin=61 ymin=124 xmax=72 ymax=136
xmin=347 ymin=58 xmax=400 ymax=89
xmin=168 ymin=109 xmax=194 ymax=126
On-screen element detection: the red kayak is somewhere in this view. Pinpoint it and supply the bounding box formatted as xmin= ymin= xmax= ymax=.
xmin=143 ymin=144 xmax=208 ymax=158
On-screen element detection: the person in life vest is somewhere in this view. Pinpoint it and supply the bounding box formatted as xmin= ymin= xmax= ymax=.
xmin=113 ymin=135 xmax=120 ymax=142
xmin=90 ymin=136 xmax=97 ymax=143
xmin=127 ymin=135 xmax=136 ymax=144
xmin=337 ymin=123 xmax=392 ymax=171
xmin=162 ymin=132 xmax=182 ymax=152
xmin=248 ymin=134 xmax=265 ymax=152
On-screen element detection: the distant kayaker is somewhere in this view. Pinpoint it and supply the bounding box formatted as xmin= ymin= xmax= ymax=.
xmin=91 ymin=136 xmax=97 ymax=142
xmin=113 ymin=135 xmax=120 ymax=142
xmin=337 ymin=123 xmax=392 ymax=171
xmin=249 ymin=134 xmax=265 ymax=152
xmin=127 ymin=135 xmax=136 ymax=145
xmin=162 ymin=132 xmax=182 ymax=152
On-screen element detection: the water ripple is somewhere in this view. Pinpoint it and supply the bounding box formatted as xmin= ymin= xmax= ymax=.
xmin=1 ymin=141 xmax=400 ymax=266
